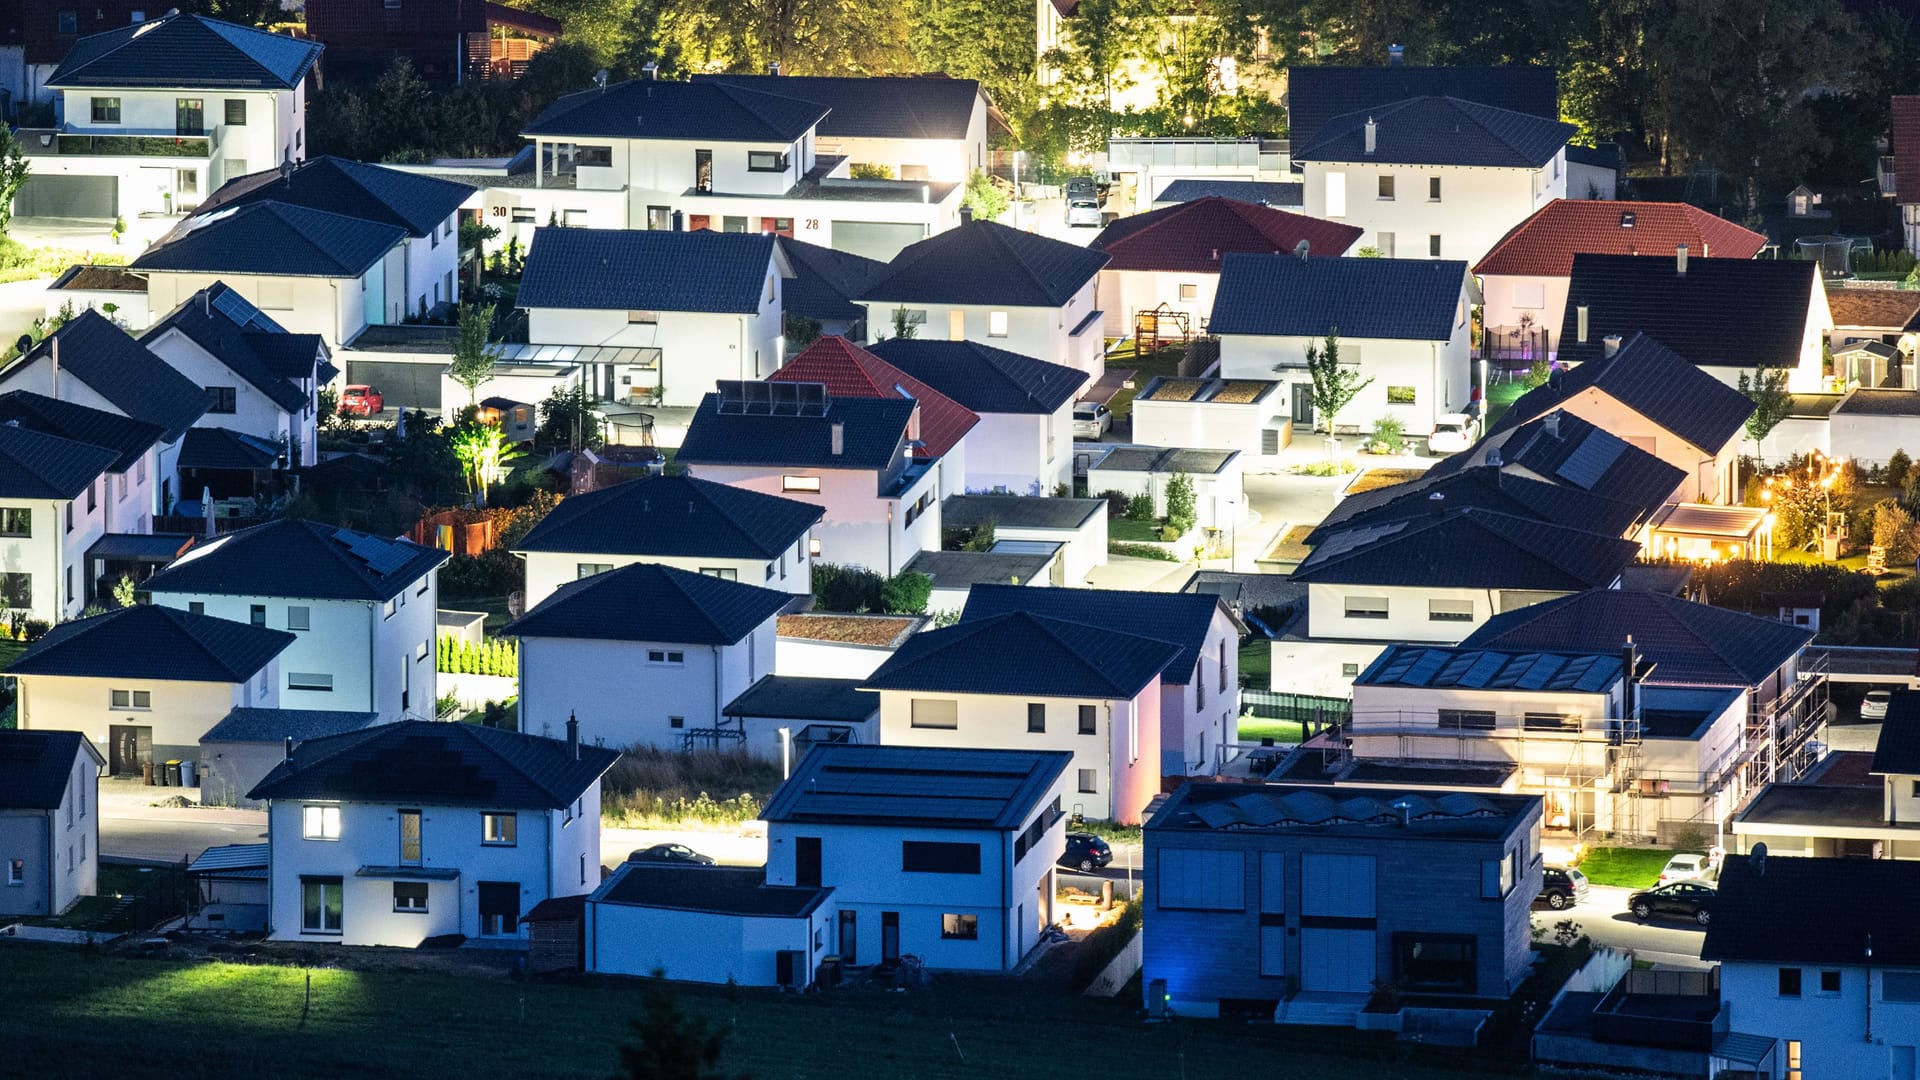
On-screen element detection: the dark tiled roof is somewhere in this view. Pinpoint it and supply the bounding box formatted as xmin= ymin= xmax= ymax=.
xmin=1155 ymin=180 xmax=1303 ymax=207
xmin=941 ymin=494 xmax=1104 ymax=530
xmin=0 ymin=391 xmax=161 ymax=474
xmin=145 ymin=285 xmax=315 ymax=412
xmin=1871 ymin=690 xmax=1920 ymax=774
xmin=0 ymin=731 xmax=98 ymax=810
xmin=519 ymin=228 xmax=777 ymax=316
xmin=1292 ymin=507 xmax=1639 ymax=590
xmin=524 ymin=78 xmax=829 ymax=142
xmin=1487 ymin=333 xmax=1754 ymax=452
xmin=723 ymin=675 xmax=878 ymax=723
xmin=1295 ymin=96 xmax=1573 ymax=168
xmin=1307 ymin=465 xmax=1646 ymax=544
xmin=0 ymin=310 xmax=209 ymax=439
xmin=1209 ymin=253 xmax=1467 ymax=340
xmin=777 ymin=236 xmax=885 ymax=324
xmin=1558 ymin=254 xmax=1820 ymax=368
xmin=1702 ymin=854 xmax=1920 ymax=966
xmin=7 ymin=605 xmax=293 ymax=682
xmin=693 ymin=74 xmax=982 ymax=140
xmin=866 ymin=338 xmax=1086 ymax=415
xmin=1461 ymin=589 xmax=1813 ymax=687
xmin=677 ymin=387 xmax=914 ymax=474
xmin=961 ymin=584 xmax=1231 ymax=686
xmin=47 ymin=12 xmax=322 ymax=90
xmin=201 ymin=707 xmax=383 ymax=744
xmin=593 ymin=863 xmax=830 ymax=917
xmin=1149 ymin=781 xmax=1537 ymax=841
xmin=762 ymin=744 xmax=1072 ymax=830
xmin=177 ymin=427 xmax=279 ymax=470
xmin=1487 ymin=410 xmax=1688 ymax=510
xmin=247 ymin=720 xmax=619 ymax=809
xmin=903 ymin=549 xmax=1059 ymax=590
xmin=503 ymin=562 xmax=792 ymax=646
xmin=1357 ymin=645 xmax=1623 ymax=691
xmin=1090 ymin=197 xmax=1363 ymax=272
xmin=770 ymin=337 xmax=977 ymax=459
xmin=135 ymin=202 xmax=406 ymax=279
xmin=515 ymin=473 xmax=822 ymax=560
xmin=0 ymin=422 xmax=121 ymax=499
xmin=1285 ymin=64 xmax=1558 ymax=150
xmin=862 ymin=611 xmax=1180 ymax=699
xmin=142 ymin=519 xmax=448 ymax=602
xmin=192 ymin=157 xmax=474 ymax=239
xmin=1833 ymin=389 xmax=1920 ymax=417
xmin=1894 ymin=96 xmax=1920 ymax=208
xmin=1474 ymin=200 xmax=1768 ymax=278
xmin=858 ymin=221 xmax=1109 ymax=308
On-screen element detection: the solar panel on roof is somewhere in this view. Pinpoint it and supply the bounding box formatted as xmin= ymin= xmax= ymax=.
xmin=1555 ymin=433 xmax=1626 ymax=490
xmin=211 ymin=287 xmax=263 ymax=326
xmin=1460 ymin=651 xmax=1508 ymax=687
xmin=1404 ymin=650 xmax=1448 ymax=685
xmin=1513 ymin=653 xmax=1563 ymax=690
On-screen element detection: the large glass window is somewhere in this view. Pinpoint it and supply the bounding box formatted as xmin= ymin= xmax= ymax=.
xmin=0 ymin=508 xmax=29 ymax=537
xmin=1395 ymin=934 xmax=1476 ymax=991
xmin=302 ymin=805 xmax=341 ymax=840
xmin=302 ymin=877 xmax=342 ymax=933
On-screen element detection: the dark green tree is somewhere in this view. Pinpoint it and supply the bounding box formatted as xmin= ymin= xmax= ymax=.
xmin=1737 ymin=367 xmax=1792 ymax=466
xmin=614 ymin=975 xmax=743 ymax=1080
xmin=1306 ymin=328 xmax=1371 ymax=435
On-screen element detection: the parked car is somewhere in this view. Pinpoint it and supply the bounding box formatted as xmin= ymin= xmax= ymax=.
xmin=628 ymin=843 xmax=715 ymax=865
xmin=1059 ymin=832 xmax=1112 ymax=872
xmin=339 ymin=384 xmax=384 ymax=417
xmin=1861 ymin=689 xmax=1892 ymax=720
xmin=1657 ymin=853 xmax=1713 ymax=884
xmin=1627 ymin=880 xmax=1715 ymax=925
xmin=1426 ymin=413 xmax=1476 ymax=454
xmin=1066 ymin=197 xmax=1103 ymax=228
xmin=1073 ymin=401 xmax=1112 ymax=439
xmin=1537 ymin=864 xmax=1590 ymax=910
xmin=1064 ymin=176 xmax=1097 ymax=201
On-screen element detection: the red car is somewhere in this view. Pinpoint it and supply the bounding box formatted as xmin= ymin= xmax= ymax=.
xmin=339 ymin=384 xmax=384 ymax=417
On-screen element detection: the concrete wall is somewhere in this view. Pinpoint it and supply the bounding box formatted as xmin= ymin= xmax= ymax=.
xmin=1131 ymin=393 xmax=1287 ymax=465
xmin=19 ymin=670 xmax=271 ymax=770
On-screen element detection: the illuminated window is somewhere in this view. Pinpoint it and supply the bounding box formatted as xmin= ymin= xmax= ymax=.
xmin=302 ymin=805 xmax=341 ymax=840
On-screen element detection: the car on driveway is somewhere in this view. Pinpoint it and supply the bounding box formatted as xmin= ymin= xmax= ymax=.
xmin=1537 ymin=864 xmax=1590 ymax=909
xmin=628 ymin=843 xmax=715 ymax=865
xmin=1058 ymin=832 xmax=1112 ymax=872
xmin=1426 ymin=413 xmax=1475 ymax=455
xmin=1657 ymin=853 xmax=1714 ymax=884
xmin=339 ymin=384 xmax=384 ymax=417
xmin=1073 ymin=401 xmax=1112 ymax=440
xmin=1627 ymin=880 xmax=1715 ymax=925
xmin=1861 ymin=689 xmax=1892 ymax=720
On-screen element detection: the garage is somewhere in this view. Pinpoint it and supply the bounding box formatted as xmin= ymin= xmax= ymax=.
xmin=831 ymin=220 xmax=925 ymax=261
xmin=343 ymin=359 xmax=444 ymax=412
xmin=14 ymin=174 xmax=118 ymax=220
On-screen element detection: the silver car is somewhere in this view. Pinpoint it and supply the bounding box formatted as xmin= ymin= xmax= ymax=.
xmin=1073 ymin=401 xmax=1112 ymax=439
xmin=1066 ymin=197 xmax=1102 ymax=228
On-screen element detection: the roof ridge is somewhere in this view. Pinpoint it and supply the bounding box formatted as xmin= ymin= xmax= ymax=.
xmin=660 ymin=564 xmax=733 ymax=643
xmin=159 ymin=605 xmax=269 ymax=682
xmin=980 ymin=224 xmax=1060 ymax=306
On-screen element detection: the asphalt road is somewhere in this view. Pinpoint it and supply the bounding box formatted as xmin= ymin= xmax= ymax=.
xmin=1531 ymin=884 xmax=1711 ymax=968
xmin=101 ymin=809 xmax=268 ymax=863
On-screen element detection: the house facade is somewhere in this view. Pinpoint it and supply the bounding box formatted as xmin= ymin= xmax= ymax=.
xmin=0 ymin=410 xmax=149 ymax=623
xmin=1732 ymin=690 xmax=1920 ymax=860
xmin=0 ymin=731 xmax=103 ymax=918
xmin=692 ymin=74 xmax=990 ymax=184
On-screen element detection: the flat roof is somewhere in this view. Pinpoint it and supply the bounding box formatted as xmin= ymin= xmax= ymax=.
xmin=904 ymin=548 xmax=1059 ymax=589
xmin=723 ymin=675 xmax=877 ymax=723
xmin=775 ymin=613 xmax=923 ymax=647
xmin=1150 ymin=780 xmax=1537 ymax=840
xmin=942 ymin=494 xmax=1105 ymax=531
xmin=592 ymin=863 xmax=831 ymax=917
xmin=1734 ymin=782 xmax=1891 ymax=829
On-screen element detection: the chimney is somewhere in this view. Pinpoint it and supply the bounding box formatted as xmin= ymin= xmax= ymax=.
xmin=642 ymin=61 xmax=659 ymax=80
xmin=958 ymin=204 xmax=974 ymax=225
xmin=1387 ymin=43 xmax=1404 ymax=66
xmin=1576 ymin=304 xmax=1589 ymax=344
xmin=830 ymin=421 xmax=845 ymax=456
xmin=1751 ymin=841 xmax=1767 ymax=877
xmin=1603 ymin=334 xmax=1622 ymax=358
xmin=567 ymin=712 xmax=580 ymax=760
xmin=1364 ymin=117 xmax=1377 ymax=156
xmin=1621 ymin=636 xmax=1638 ymax=720
xmin=1544 ymin=412 xmax=1560 ymax=439
xmin=1702 ymin=242 xmax=1710 ymax=259
xmin=1486 ymin=446 xmax=1502 ymax=467
xmin=1676 ymin=243 xmax=1689 ymax=276
xmin=1211 ymin=247 xmax=1219 ymax=261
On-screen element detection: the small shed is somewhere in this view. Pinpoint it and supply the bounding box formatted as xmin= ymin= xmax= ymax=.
xmin=522 ymin=894 xmax=587 ymax=975
xmin=722 ymin=675 xmax=880 ymax=760
xmin=184 ymin=843 xmax=269 ymax=932
xmin=479 ymin=396 xmax=539 ymax=443
xmin=903 ymin=546 xmax=1060 ymax=614
xmin=941 ymin=494 xmax=1108 ymax=585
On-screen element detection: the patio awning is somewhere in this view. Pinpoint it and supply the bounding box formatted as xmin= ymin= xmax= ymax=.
xmin=1650 ymin=503 xmax=1769 ymax=541
xmin=87 ymin=532 xmax=195 ymax=563
xmin=1713 ymin=1032 xmax=1777 ymax=1066
xmin=493 ymin=343 xmax=659 ymax=369
xmin=356 ymin=866 xmax=461 ymax=880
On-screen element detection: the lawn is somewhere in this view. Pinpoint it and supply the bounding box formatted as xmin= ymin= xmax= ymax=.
xmin=1238 ymin=639 xmax=1271 ymax=688
xmin=1483 ymin=380 xmax=1530 ymax=430
xmin=0 ymin=945 xmax=1520 ymax=1080
xmin=1574 ymin=847 xmax=1676 ymax=889
xmin=1237 ymin=717 xmax=1307 ymax=744
xmin=1109 ymin=518 xmax=1162 ymax=542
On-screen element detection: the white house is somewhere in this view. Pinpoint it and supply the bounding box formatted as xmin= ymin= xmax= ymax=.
xmin=692 ymin=74 xmax=991 ymax=184
xmin=7 ymin=604 xmax=293 ymax=777
xmin=0 ymin=730 xmax=103 ymax=918
xmin=513 ymin=473 xmax=822 ymax=608
xmin=14 ymin=12 xmax=322 ymax=222
xmin=938 ymin=495 xmax=1108 ymax=587
xmin=506 ymin=562 xmax=792 ymax=752
xmin=1732 ymin=689 xmax=1920 ymax=861
xmin=46 ymin=265 xmax=152 ymax=330
xmin=585 ymin=863 xmax=835 ymax=987
xmin=1211 ymin=252 xmax=1474 ymax=436
xmin=1129 ymin=376 xmax=1289 ymax=466
xmin=251 ymin=719 xmax=618 ymax=947
xmin=773 ymin=613 xmax=927 ymax=679
xmin=143 ymin=520 xmax=447 ymax=722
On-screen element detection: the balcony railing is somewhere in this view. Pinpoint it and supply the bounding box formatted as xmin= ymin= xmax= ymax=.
xmin=19 ymin=127 xmax=216 ymax=158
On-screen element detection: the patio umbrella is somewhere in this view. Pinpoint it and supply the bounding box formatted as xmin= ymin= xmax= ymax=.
xmin=202 ymin=486 xmax=214 ymax=538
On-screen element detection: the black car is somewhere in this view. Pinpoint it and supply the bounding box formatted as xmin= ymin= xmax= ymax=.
xmin=628 ymin=843 xmax=715 ymax=865
xmin=1059 ymin=832 xmax=1112 ymax=872
xmin=1627 ymin=881 xmax=1715 ymax=925
xmin=1538 ymin=865 xmax=1590 ymax=910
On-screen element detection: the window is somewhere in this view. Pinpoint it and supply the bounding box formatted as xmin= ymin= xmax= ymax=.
xmin=646 ymin=649 xmax=684 ymax=665
xmin=86 ymin=481 xmax=96 ymax=513
xmin=1778 ymin=967 xmax=1803 ymax=997
xmin=1428 ymin=598 xmax=1473 ymax=622
xmin=383 ymin=598 xmax=397 ymax=619
xmin=902 ymin=841 xmax=980 ymax=874
xmin=1078 ymin=769 xmax=1097 ymax=793
xmin=1428 ymin=176 xmax=1442 ymax=201
xmin=1078 ymin=705 xmax=1097 ymax=735
xmin=6 ymin=859 xmax=20 ymax=885
xmin=747 ymin=151 xmax=789 ymax=172
xmin=1395 ymin=934 xmax=1476 ymax=991
xmin=1324 ymin=171 xmax=1346 ymax=217
xmin=1341 ymin=662 xmax=1361 ymax=678
xmin=188 ymin=601 xmax=204 ymax=616
xmin=206 ymin=386 xmax=237 ymax=416
xmin=90 ymin=96 xmax=119 ymax=123
xmin=576 ymin=145 xmax=612 ymax=168
xmin=393 ymin=882 xmax=428 ymax=912
xmin=1819 ymin=969 xmax=1841 ymax=994
xmin=1438 ymin=709 xmax=1496 ymax=731
xmin=988 ymin=311 xmax=1010 ymax=338
xmin=1385 ymin=385 xmax=1416 ymax=405
xmin=301 ymin=878 xmax=343 ymax=934
xmin=1786 ymin=1040 xmax=1801 ymax=1080
xmin=941 ymin=913 xmax=979 ymax=940
xmin=225 ymin=99 xmax=246 ymax=126
xmin=699 ymin=567 xmax=738 ymax=581
xmin=808 ymin=538 xmax=822 ymax=557
xmin=1428 ymin=235 xmax=1442 ymax=257
xmin=1179 ymin=283 xmax=1198 ymax=300
xmin=482 ymin=813 xmax=517 ymax=846
xmin=109 ymin=689 xmax=151 ymax=710
xmin=0 ymin=508 xmax=28 ymax=537
xmin=1481 ymin=851 xmax=1517 ymax=898
xmin=1377 ymin=175 xmax=1395 ymax=200
xmin=66 ymin=502 xmax=73 ymax=533
xmin=782 ymin=476 xmax=821 ymax=493
xmin=249 ymin=604 xmax=266 ymax=627
xmin=281 ymin=605 xmax=310 ymax=632
xmin=1523 ymin=712 xmax=1579 ymax=732
xmin=1344 ymin=596 xmax=1389 ymax=619
xmin=1375 ymin=232 xmax=1395 ymax=257
xmin=563 ymin=209 xmax=587 ymax=226
xmin=58 ymin=10 xmax=79 ymax=33
xmin=511 ymin=207 xmax=536 ymax=224
xmin=576 ymin=562 xmax=612 ymax=580
xmin=288 ymin=673 xmax=334 ymax=692
xmin=1027 ymin=703 xmax=1046 ymax=733
xmin=1159 ymin=848 xmax=1245 ymax=910
xmin=910 ymin=698 xmax=958 ymax=729
xmin=302 ymin=805 xmax=341 ymax=840
xmin=1884 ymin=970 xmax=1920 ymax=1001
xmin=415 ymin=640 xmax=429 ymax=663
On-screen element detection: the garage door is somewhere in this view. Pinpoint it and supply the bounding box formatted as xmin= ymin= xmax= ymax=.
xmin=14 ymin=175 xmax=118 ymax=219
xmin=343 ymin=359 xmax=444 ymax=412
xmin=831 ymin=220 xmax=926 ymax=262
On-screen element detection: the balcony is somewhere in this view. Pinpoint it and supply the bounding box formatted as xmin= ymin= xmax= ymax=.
xmin=20 ymin=127 xmax=216 ymax=159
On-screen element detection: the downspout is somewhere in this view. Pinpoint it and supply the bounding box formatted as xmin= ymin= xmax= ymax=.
xmin=51 ymin=498 xmax=63 ymax=620
xmin=42 ymin=809 xmax=54 ymax=916
xmin=368 ymin=602 xmax=378 ymax=715
xmin=712 ymin=645 xmax=723 ymax=733
xmin=1001 ymin=827 xmax=1012 ymax=969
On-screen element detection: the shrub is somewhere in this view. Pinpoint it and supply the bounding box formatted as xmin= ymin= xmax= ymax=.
xmin=1157 ymin=525 xmax=1181 ymax=541
xmin=1164 ymin=473 xmax=1197 ymax=534
xmin=437 ymin=548 xmax=522 ymax=599
xmin=880 ymin=571 xmax=933 ymax=614
xmin=1125 ymin=492 xmax=1156 ymax=521
xmin=1099 ymin=490 xmax=1129 ymax=518
xmin=1874 ymin=499 xmax=1918 ymax=566
xmin=1889 ymin=450 xmax=1912 ymax=490
xmin=1070 ymin=902 xmax=1143 ymax=991
xmin=812 ymin=562 xmax=885 ymax=612
xmin=1109 ymin=542 xmax=1177 ymax=561
xmin=1370 ymin=416 xmax=1404 ymax=452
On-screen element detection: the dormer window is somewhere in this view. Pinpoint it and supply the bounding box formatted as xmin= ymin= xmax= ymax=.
xmin=748 ymin=151 xmax=789 ymax=173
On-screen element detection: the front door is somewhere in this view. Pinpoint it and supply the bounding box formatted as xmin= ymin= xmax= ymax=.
xmin=175 ymin=98 xmax=204 ymax=136
xmin=881 ymin=911 xmax=900 ymax=962
xmin=695 ymin=149 xmax=713 ymax=193
xmin=1292 ymin=383 xmax=1315 ymax=427
xmin=838 ymin=909 xmax=857 ymax=965
xmin=108 ymin=724 xmax=151 ymax=777
xmin=477 ymin=881 xmax=519 ymax=937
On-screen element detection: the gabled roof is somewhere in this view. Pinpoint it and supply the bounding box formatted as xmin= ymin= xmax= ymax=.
xmin=503 ymin=562 xmax=792 ymax=646
xmin=202 ymin=707 xmax=384 ymax=744
xmin=514 ymin=473 xmax=822 ymax=560
xmin=177 ymin=426 xmax=280 ymax=471
xmin=192 ymin=157 xmax=475 ymax=240
xmin=857 ymin=221 xmax=1110 ymax=308
xmin=1476 ymin=409 xmax=1688 ymax=510
xmin=961 ymin=584 xmax=1234 ymax=686
xmin=764 ymin=745 xmax=1071 ymax=830
xmin=7 ymin=605 xmax=293 ymax=683
xmin=517 ymin=228 xmax=778 ymax=315
xmin=134 ymin=202 xmax=406 ymax=279
xmin=1154 ymin=180 xmax=1303 ymax=207
xmin=246 ymin=720 xmax=619 ymax=809
xmin=1870 ymin=690 xmax=1920 ymax=775
xmin=1702 ymin=854 xmax=1920 ymax=966
xmin=0 ymin=415 xmax=124 ymax=499
xmin=1306 ymin=465 xmax=1646 ymax=545
xmin=1474 ymin=200 xmax=1768 ymax=278
xmin=769 ymin=336 xmax=977 ymax=458
xmin=1209 ymin=253 xmax=1467 ymax=340
xmin=1293 ymin=507 xmax=1639 ymax=590
xmin=1358 ymin=645 xmax=1624 ymax=692
xmin=1294 ymin=96 xmax=1574 ymax=168
xmin=677 ymin=386 xmax=915 ymax=475
xmin=1090 ymin=197 xmax=1363 ymax=272
xmin=0 ymin=391 xmax=163 ymax=474
xmin=693 ymin=74 xmax=982 ymax=141
xmin=776 ymin=236 xmax=885 ymax=325
xmin=1285 ymin=64 xmax=1558 ymax=150
xmin=1893 ymin=96 xmax=1920 ymax=207
xmin=862 ymin=610 xmax=1180 ymax=700
xmin=144 ymin=283 xmax=322 ymax=413
xmin=0 ymin=310 xmax=209 ymax=440
xmin=0 ymin=731 xmax=101 ymax=809
xmin=47 ymin=11 xmax=322 ymax=90
xmin=143 ymin=519 xmax=448 ymax=602
xmin=1826 ymin=287 xmax=1920 ymax=331
xmin=524 ymin=78 xmax=830 ymax=142
xmin=1558 ymin=253 xmax=1820 ymax=369
xmin=866 ymin=339 xmax=1088 ymax=415
xmin=1487 ymin=333 xmax=1754 ymax=453
xmin=1461 ymin=589 xmax=1812 ymax=688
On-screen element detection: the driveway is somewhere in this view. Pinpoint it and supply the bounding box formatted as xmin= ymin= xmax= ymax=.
xmin=1531 ymin=884 xmax=1712 ymax=968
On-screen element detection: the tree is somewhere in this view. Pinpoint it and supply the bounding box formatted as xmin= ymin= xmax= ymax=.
xmin=907 ymin=0 xmax=1036 ymax=108
xmin=111 ymin=575 xmax=136 ymax=609
xmin=451 ymin=421 xmax=510 ymax=507
xmin=614 ymin=975 xmax=742 ymax=1080
xmin=1305 ymin=329 xmax=1372 ymax=436
xmin=1164 ymin=473 xmax=1197 ymax=534
xmin=1737 ymin=367 xmax=1792 ymax=465
xmin=961 ymin=170 xmax=1010 ymax=223
xmin=0 ymin=126 xmax=30 ymax=237
xmin=880 ymin=571 xmax=934 ymax=614
xmin=449 ymin=303 xmax=505 ymax=406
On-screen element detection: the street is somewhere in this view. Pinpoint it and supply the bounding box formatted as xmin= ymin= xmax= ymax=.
xmin=1531 ymin=884 xmax=1711 ymax=968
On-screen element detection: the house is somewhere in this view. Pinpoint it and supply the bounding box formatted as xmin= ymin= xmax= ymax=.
xmin=515 ymin=228 xmax=787 ymax=408
xmin=1563 ymin=143 xmax=1622 ymax=201
xmin=249 ymin=718 xmax=618 ymax=947
xmin=1732 ymin=690 xmax=1920 ymax=860
xmin=304 ymin=0 xmax=560 ymax=83
xmin=1559 ymin=252 xmax=1834 ymax=392
xmin=189 ymin=157 xmax=475 ymax=321
xmin=769 ymin=336 xmax=978 ymax=498
xmin=1210 ymin=253 xmax=1473 ymax=436
xmin=7 ymin=604 xmax=294 ymax=777
xmin=1142 ymin=781 xmax=1542 ymax=1021
xmin=1429 ymin=409 xmax=1689 ymax=523
xmin=693 ymin=74 xmax=991 ymax=184
xmin=1151 ymin=180 xmax=1304 ymax=210
xmin=1088 ymin=196 xmax=1364 ymax=339
xmin=676 ymin=380 xmax=940 ymax=576
xmin=1896 ymin=96 xmax=1920 ymax=255
xmin=585 ymin=864 xmax=835 ymax=987
xmin=860 ymin=221 xmax=1112 ymax=377
xmin=721 ymin=675 xmax=880 ymax=760
xmin=1702 ymin=853 xmax=1920 ymax=1080
xmin=866 ymin=338 xmax=1085 ymax=495
xmin=513 ymin=473 xmax=823 ymax=607
xmin=1826 ymin=286 xmax=1920 ymax=374
xmin=1473 ymin=200 xmax=1768 ymax=361
xmin=938 ymin=494 xmax=1108 ymax=586
xmin=142 ymin=520 xmax=448 ymax=721
xmin=778 ymin=236 xmax=886 ymax=341
xmin=1294 ymin=96 xmax=1574 ymax=266
xmin=861 ymin=610 xmax=1179 ymax=823
xmin=903 ymin=545 xmax=1062 ymax=610
xmin=13 ymin=12 xmax=322 ymax=221
xmin=1307 ymin=466 xmax=1649 ymax=550
xmin=46 ymin=264 xmax=151 ymax=328
xmin=505 ymin=562 xmax=793 ymax=752
xmin=1128 ymin=376 xmax=1290 ymax=465
xmin=0 ymin=730 xmax=103 ymax=918
xmin=196 ymin=707 xmax=383 ymax=811
xmin=1284 ymin=63 xmax=1559 ymax=154
xmin=774 ymin=612 xmax=927 ymax=679
xmin=963 ymin=585 xmax=1243 ymax=778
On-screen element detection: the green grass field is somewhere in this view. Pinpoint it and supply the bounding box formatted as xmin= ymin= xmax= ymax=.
xmin=1237 ymin=718 xmax=1308 ymax=744
xmin=1574 ymin=847 xmax=1676 ymax=889
xmin=1238 ymin=639 xmax=1271 ymax=688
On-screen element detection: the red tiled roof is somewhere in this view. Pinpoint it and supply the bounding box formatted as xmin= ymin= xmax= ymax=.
xmin=1827 ymin=287 xmax=1920 ymax=332
xmin=1473 ymin=199 xmax=1768 ymax=278
xmin=770 ymin=336 xmax=978 ymax=460
xmin=1089 ymin=196 xmax=1364 ymax=273
xmin=1895 ymin=96 xmax=1920 ymax=207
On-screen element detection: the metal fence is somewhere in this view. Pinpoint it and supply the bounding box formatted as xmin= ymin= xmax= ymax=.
xmin=1240 ymin=688 xmax=1351 ymax=727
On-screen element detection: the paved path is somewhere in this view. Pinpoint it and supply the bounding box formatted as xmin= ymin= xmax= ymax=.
xmin=1531 ymin=884 xmax=1712 ymax=969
